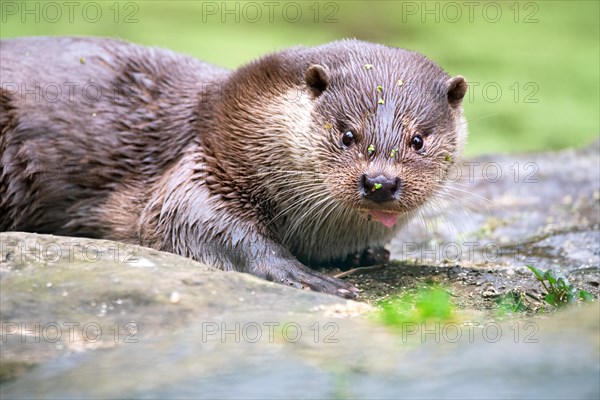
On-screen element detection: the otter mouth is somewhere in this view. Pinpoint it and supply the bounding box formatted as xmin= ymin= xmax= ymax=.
xmin=366 ymin=210 xmax=399 ymax=228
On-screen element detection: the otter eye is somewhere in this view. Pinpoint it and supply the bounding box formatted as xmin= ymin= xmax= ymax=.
xmin=341 ymin=131 xmax=355 ymax=147
xmin=411 ymin=135 xmax=424 ymax=152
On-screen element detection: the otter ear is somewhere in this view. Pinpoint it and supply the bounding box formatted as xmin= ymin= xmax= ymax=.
xmin=446 ymin=75 xmax=467 ymax=107
xmin=304 ymin=64 xmax=330 ymax=97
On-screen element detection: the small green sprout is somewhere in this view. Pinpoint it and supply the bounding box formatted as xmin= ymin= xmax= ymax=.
xmin=445 ymin=154 xmax=452 ymax=162
xmin=378 ymin=99 xmax=385 ymax=105
xmin=324 ymin=122 xmax=333 ymax=129
xmin=390 ymin=148 xmax=398 ymax=158
xmin=376 ymin=85 xmax=383 ymax=93
xmin=364 ymin=64 xmax=374 ymax=70
xmin=372 ymin=183 xmax=383 ymax=191
xmin=496 ymin=291 xmax=530 ymax=316
xmin=527 ymin=265 xmax=594 ymax=307
xmin=79 ymin=57 xmax=85 ymax=64
xmin=367 ymin=144 xmax=375 ymax=154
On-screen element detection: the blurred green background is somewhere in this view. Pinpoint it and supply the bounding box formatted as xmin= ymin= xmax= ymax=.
xmin=1 ymin=0 xmax=598 ymax=155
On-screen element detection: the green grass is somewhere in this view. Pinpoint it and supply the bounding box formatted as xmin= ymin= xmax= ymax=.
xmin=495 ymin=291 xmax=532 ymax=317
xmin=377 ymin=285 xmax=455 ymax=326
xmin=1 ymin=0 xmax=598 ymax=155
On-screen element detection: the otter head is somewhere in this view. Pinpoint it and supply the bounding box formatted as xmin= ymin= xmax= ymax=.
xmin=297 ymin=42 xmax=468 ymax=229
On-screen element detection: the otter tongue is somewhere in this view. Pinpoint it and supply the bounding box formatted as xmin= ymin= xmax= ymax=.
xmin=369 ymin=211 xmax=398 ymax=228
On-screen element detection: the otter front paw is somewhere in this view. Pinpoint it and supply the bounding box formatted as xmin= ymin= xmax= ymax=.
xmin=251 ymin=262 xmax=359 ymax=299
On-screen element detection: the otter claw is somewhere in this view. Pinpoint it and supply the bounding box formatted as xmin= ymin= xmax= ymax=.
xmin=255 ymin=261 xmax=358 ymax=299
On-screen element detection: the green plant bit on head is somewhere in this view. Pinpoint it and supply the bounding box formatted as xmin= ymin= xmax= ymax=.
xmin=376 ymin=85 xmax=383 ymax=93
xmin=79 ymin=57 xmax=85 ymax=64
xmin=390 ymin=148 xmax=398 ymax=158
xmin=324 ymin=123 xmax=332 ymax=129
xmin=367 ymin=144 xmax=375 ymax=154
xmin=372 ymin=183 xmax=382 ymax=191
xmin=378 ymin=99 xmax=385 ymax=105
xmin=397 ymin=79 xmax=403 ymax=86
xmin=445 ymin=154 xmax=452 ymax=162
xmin=364 ymin=64 xmax=374 ymax=70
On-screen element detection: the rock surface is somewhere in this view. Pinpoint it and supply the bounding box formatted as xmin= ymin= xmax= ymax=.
xmin=1 ymin=144 xmax=599 ymax=399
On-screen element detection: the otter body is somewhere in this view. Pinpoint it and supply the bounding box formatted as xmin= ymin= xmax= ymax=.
xmin=0 ymin=37 xmax=467 ymax=297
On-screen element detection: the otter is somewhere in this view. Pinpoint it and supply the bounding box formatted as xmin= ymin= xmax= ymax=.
xmin=0 ymin=37 xmax=467 ymax=298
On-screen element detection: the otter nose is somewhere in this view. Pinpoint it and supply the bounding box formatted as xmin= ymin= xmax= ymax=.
xmin=360 ymin=175 xmax=401 ymax=203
